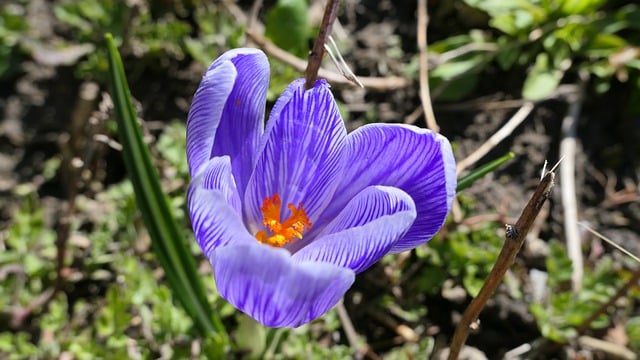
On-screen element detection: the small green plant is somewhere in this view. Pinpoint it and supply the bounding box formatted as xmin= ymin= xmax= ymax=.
xmin=53 ymin=0 xmax=197 ymax=79
xmin=530 ymin=241 xmax=622 ymax=342
xmin=0 ymin=3 xmax=29 ymax=77
xmin=416 ymin=221 xmax=504 ymax=297
xmin=428 ymin=1 xmax=640 ymax=101
xmin=1 ymin=193 xmax=57 ymax=310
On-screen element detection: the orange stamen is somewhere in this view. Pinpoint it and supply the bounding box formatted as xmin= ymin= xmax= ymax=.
xmin=255 ymin=194 xmax=312 ymax=247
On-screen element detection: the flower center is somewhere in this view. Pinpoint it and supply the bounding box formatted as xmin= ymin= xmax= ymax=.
xmin=255 ymin=194 xmax=311 ymax=247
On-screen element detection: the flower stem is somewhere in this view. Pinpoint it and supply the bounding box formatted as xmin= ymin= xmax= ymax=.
xmin=304 ymin=0 xmax=340 ymax=90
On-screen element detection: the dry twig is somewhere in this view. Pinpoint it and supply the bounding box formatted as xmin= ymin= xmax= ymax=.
xmin=577 ymin=336 xmax=637 ymax=360
xmin=560 ymin=85 xmax=585 ymax=292
xmin=447 ymin=171 xmax=556 ymax=360
xmin=417 ymin=0 xmax=439 ymax=132
xmin=247 ymin=0 xmax=263 ymax=34
xmin=246 ymin=30 xmax=410 ymax=91
xmin=305 ymin=0 xmax=340 ymax=89
xmin=580 ymin=222 xmax=640 ymax=263
xmin=456 ymin=102 xmax=535 ymax=176
xmin=336 ymin=302 xmax=369 ymax=359
xmin=223 ymin=0 xmax=410 ymax=90
xmin=366 ymin=308 xmax=419 ymax=343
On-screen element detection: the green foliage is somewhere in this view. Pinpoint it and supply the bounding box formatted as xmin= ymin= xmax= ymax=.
xmin=50 ymin=1 xmax=244 ymax=80
xmin=267 ymin=59 xmax=302 ymax=100
xmin=265 ymin=0 xmax=310 ymax=58
xmin=235 ymin=315 xmax=268 ymax=359
xmin=262 ymin=0 xmax=312 ymax=99
xmin=0 ymin=333 xmax=38 ymax=359
xmin=383 ymin=338 xmax=435 ymax=359
xmin=262 ymin=0 xmax=313 ymax=99
xmin=428 ymin=32 xmax=492 ymax=101
xmin=627 ymin=317 xmax=640 ymax=352
xmin=0 ymin=180 xmax=218 ymax=359
xmin=416 ymin=221 xmax=504 ymax=297
xmin=261 ymin=311 xmax=354 ymax=359
xmin=530 ymin=241 xmax=622 ymax=343
xmin=53 ymin=0 xmax=133 ymax=79
xmin=54 ymin=0 xmax=131 ymax=40
xmin=156 ymin=121 xmax=189 ymax=179
xmin=184 ymin=4 xmax=245 ymax=66
xmin=463 ymin=0 xmax=548 ymax=37
xmin=521 ymin=53 xmax=564 ymax=100
xmin=430 ymin=1 xmax=640 ymax=100
xmin=1 ymin=193 xmax=57 ymax=309
xmin=0 ymin=3 xmax=28 ymax=77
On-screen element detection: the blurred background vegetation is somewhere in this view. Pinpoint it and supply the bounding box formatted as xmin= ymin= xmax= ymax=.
xmin=0 ymin=0 xmax=639 ymax=359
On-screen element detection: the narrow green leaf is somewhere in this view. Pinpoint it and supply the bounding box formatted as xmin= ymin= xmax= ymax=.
xmin=104 ymin=33 xmax=227 ymax=341
xmin=457 ymin=152 xmax=515 ymax=192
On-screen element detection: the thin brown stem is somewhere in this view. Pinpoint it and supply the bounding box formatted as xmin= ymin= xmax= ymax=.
xmin=337 ymin=302 xmax=368 ymax=359
xmin=417 ymin=0 xmax=439 ymax=132
xmin=247 ymin=0 xmax=263 ymax=33
xmin=447 ymin=172 xmax=556 ymax=360
xmin=246 ymin=29 xmax=409 ymax=90
xmin=305 ymin=0 xmax=340 ymax=89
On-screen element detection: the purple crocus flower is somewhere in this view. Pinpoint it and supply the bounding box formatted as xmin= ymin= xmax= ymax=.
xmin=186 ymin=48 xmax=456 ymax=328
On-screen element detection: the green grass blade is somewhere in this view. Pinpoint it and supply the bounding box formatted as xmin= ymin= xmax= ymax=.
xmin=457 ymin=152 xmax=515 ymax=192
xmin=104 ymin=33 xmax=227 ymax=340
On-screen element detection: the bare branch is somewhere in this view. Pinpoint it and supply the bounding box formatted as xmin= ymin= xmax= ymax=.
xmin=447 ymin=171 xmax=555 ymax=360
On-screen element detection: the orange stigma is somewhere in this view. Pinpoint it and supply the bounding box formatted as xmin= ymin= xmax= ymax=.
xmin=255 ymin=194 xmax=311 ymax=247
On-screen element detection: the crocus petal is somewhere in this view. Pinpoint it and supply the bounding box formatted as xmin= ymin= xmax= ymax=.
xmin=244 ymin=79 xmax=346 ymax=232
xmin=292 ymin=186 xmax=416 ymax=273
xmin=324 ymin=124 xmax=456 ymax=253
xmin=187 ymin=48 xmax=269 ymax=196
xmin=187 ymin=157 xmax=253 ymax=258
xmin=186 ymin=60 xmax=235 ymax=177
xmin=211 ymin=242 xmax=355 ymax=328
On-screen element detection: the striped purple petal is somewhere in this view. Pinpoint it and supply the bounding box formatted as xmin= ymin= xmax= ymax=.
xmin=187 ymin=157 xmax=252 ymax=258
xmin=292 ymin=186 xmax=416 ymax=273
xmin=187 ymin=48 xmax=269 ymax=198
xmin=323 ymin=124 xmax=456 ymax=253
xmin=243 ymin=79 xmax=347 ymax=231
xmin=211 ymin=242 xmax=355 ymax=328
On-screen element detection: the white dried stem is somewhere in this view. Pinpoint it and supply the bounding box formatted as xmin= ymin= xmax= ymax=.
xmin=456 ymin=102 xmax=534 ymax=176
xmin=560 ymin=85 xmax=585 ymax=292
xmin=417 ymin=0 xmax=439 ymax=132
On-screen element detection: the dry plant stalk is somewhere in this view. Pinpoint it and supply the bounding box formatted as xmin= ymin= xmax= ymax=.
xmin=417 ymin=0 xmax=439 ymax=132
xmin=244 ymin=30 xmax=410 ymax=90
xmin=456 ymin=102 xmax=534 ymax=176
xmin=560 ymin=87 xmax=585 ymax=292
xmin=447 ymin=171 xmax=556 ymax=360
xmin=304 ymin=0 xmax=340 ymax=89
